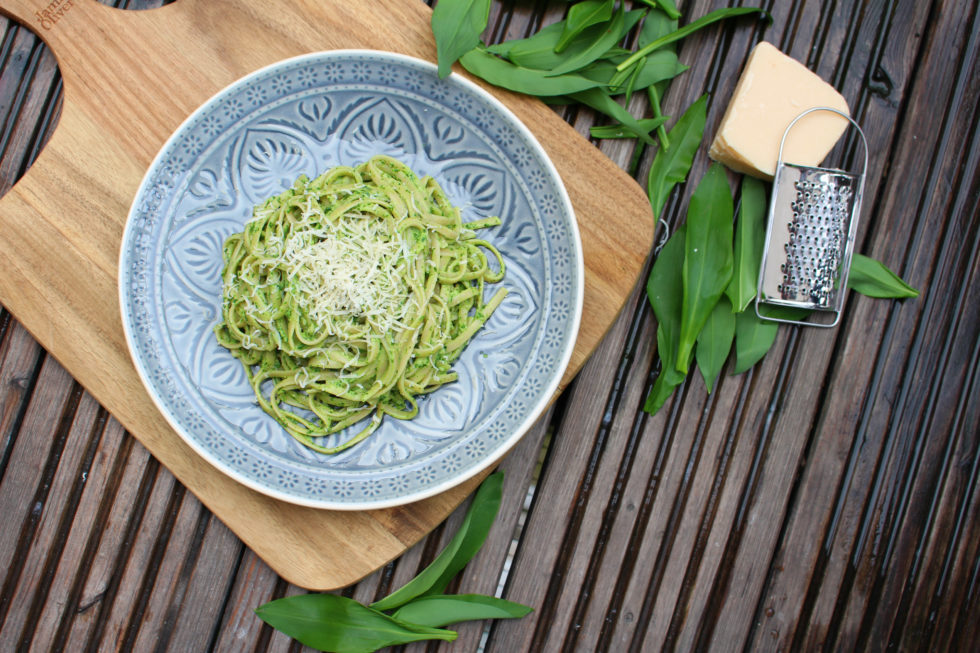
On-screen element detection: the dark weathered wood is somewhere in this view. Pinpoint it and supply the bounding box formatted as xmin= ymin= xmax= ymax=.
xmin=210 ymin=550 xmax=279 ymax=652
xmin=32 ymin=412 xmax=128 ymax=652
xmin=0 ymin=0 xmax=978 ymax=651
xmin=0 ymin=355 xmax=79 ymax=650
xmin=753 ymin=2 xmax=977 ymax=649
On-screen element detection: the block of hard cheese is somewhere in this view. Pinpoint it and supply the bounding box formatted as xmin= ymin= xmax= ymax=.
xmin=709 ymin=41 xmax=850 ymax=180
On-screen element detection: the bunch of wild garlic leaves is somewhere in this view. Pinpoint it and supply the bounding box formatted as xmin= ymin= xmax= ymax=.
xmin=255 ymin=473 xmax=530 ymax=652
xmin=434 ymin=0 xmax=918 ymax=413
xmin=432 ymin=0 xmax=767 ymax=144
xmin=646 ymin=168 xmax=918 ymax=414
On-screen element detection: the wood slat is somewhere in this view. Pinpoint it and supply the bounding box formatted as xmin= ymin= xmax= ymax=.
xmin=0 ymin=356 xmax=80 ymax=649
xmin=209 ymin=550 xmax=278 ymax=652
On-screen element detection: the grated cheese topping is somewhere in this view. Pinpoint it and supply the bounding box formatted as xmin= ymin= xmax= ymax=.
xmin=282 ymin=212 xmax=412 ymax=334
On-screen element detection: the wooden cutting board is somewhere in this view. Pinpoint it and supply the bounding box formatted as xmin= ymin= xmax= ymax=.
xmin=0 ymin=0 xmax=653 ymax=589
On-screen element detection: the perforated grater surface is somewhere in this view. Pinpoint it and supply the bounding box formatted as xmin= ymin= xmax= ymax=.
xmin=756 ymin=107 xmax=868 ymax=327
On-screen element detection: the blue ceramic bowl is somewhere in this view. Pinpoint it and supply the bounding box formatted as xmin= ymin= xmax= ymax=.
xmin=119 ymin=50 xmax=583 ymax=509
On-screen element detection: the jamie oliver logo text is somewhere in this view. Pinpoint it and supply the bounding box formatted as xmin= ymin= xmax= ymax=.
xmin=35 ymin=0 xmax=74 ymax=30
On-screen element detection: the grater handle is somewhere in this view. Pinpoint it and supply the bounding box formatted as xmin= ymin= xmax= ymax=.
xmin=776 ymin=106 xmax=869 ymax=180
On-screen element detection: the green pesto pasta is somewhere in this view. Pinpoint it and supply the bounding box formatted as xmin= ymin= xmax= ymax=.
xmin=214 ymin=155 xmax=507 ymax=454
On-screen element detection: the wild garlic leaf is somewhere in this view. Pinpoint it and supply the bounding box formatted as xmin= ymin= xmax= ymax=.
xmin=493 ymin=21 xmax=567 ymax=69
xmin=647 ymin=94 xmax=707 ymax=220
xmin=732 ymin=305 xmax=813 ymax=374
xmin=645 ymin=225 xmax=687 ymax=414
xmin=677 ymin=163 xmax=734 ymax=373
xmin=556 ymin=0 xmax=615 ymax=53
xmin=647 ymin=84 xmax=670 ymax=149
xmin=546 ymin=6 xmax=645 ymax=77
xmin=505 ymin=17 xmax=641 ymax=74
xmin=847 ymin=253 xmax=919 ymax=298
xmin=646 ymin=324 xmax=691 ymax=414
xmin=598 ymin=46 xmax=634 ymax=60
xmin=459 ymin=48 xmax=604 ymax=96
xmin=590 ymin=116 xmax=668 ymax=140
xmin=647 ymin=225 xmax=685 ymax=339
xmin=609 ymin=6 xmax=678 ymax=89
xmin=637 ymin=6 xmax=678 ymax=48
xmin=756 ymin=304 xmax=814 ymax=323
xmin=621 ymin=54 xmax=645 ymax=103
xmin=370 ymin=471 xmax=503 ymax=611
xmin=617 ymin=7 xmax=771 ymax=73
xmin=570 ymin=88 xmax=657 ymax=144
xmin=254 ymin=594 xmax=456 ymax=653
xmin=696 ymin=295 xmax=736 ymax=392
xmin=725 ymin=176 xmax=767 ymax=312
xmin=732 ymin=309 xmax=779 ymax=375
xmin=392 ymin=594 xmax=532 ymax=628
xmin=643 ymin=0 xmax=681 ymax=21
xmin=431 ymin=0 xmax=493 ymax=79
xmin=579 ymin=50 xmax=687 ymax=92
xmin=255 ymin=473 xmax=521 ymax=652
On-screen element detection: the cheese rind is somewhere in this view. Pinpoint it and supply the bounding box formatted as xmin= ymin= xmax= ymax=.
xmin=709 ymin=41 xmax=850 ymax=180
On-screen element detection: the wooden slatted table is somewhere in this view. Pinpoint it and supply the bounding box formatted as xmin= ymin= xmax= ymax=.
xmin=1 ymin=0 xmax=978 ymax=651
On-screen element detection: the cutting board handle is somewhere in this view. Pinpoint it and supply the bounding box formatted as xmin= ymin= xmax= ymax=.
xmin=0 ymin=0 xmax=176 ymax=80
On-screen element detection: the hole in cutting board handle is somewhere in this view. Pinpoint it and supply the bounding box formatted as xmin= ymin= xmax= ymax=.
xmin=0 ymin=0 xmax=176 ymax=200
xmin=95 ymin=0 xmax=173 ymax=10
xmin=0 ymin=14 xmax=63 ymax=198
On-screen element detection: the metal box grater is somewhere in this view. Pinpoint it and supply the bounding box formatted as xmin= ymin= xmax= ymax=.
xmin=756 ymin=107 xmax=868 ymax=327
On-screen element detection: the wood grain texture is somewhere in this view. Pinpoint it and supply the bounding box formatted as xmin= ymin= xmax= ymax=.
xmin=0 ymin=0 xmax=653 ymax=591
xmin=1 ymin=0 xmax=978 ymax=651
